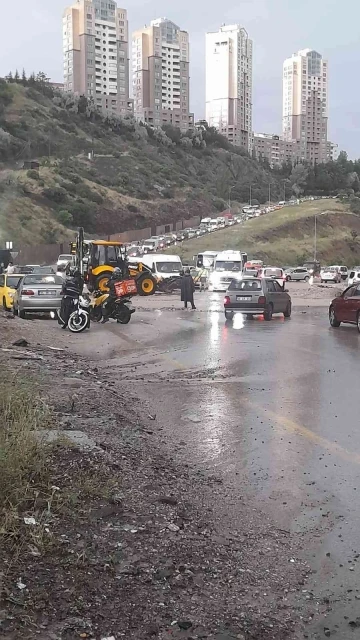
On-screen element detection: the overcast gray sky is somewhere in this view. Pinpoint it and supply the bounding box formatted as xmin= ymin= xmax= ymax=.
xmin=1 ymin=0 xmax=359 ymax=157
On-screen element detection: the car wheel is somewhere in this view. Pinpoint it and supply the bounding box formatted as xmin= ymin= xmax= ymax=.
xmin=320 ymin=280 xmax=324 ymax=283
xmin=263 ymin=303 xmax=273 ymax=321
xmin=225 ymin=310 xmax=234 ymax=320
xmin=304 ymin=276 xmax=309 ymax=282
xmin=18 ymin=309 xmax=26 ymax=319
xmin=286 ymin=275 xmax=291 ymax=282
xmin=13 ymin=305 xmax=18 ymax=317
xmin=329 ymin=307 xmax=340 ymax=328
xmin=357 ymin=312 xmax=360 ymax=334
xmin=284 ymin=302 xmax=292 ymax=318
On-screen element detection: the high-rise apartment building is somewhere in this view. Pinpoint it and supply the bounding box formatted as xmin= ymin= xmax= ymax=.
xmin=63 ymin=0 xmax=131 ymax=115
xmin=283 ymin=49 xmax=328 ymax=164
xmin=205 ymin=24 xmax=253 ymax=150
xmin=132 ymin=18 xmax=193 ymax=131
xmin=252 ymin=133 xmax=301 ymax=167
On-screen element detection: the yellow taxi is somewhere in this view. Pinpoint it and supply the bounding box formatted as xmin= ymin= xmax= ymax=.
xmin=0 ymin=273 xmax=23 ymax=310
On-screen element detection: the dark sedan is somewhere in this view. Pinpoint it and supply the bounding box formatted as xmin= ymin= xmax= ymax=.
xmin=329 ymin=285 xmax=360 ymax=332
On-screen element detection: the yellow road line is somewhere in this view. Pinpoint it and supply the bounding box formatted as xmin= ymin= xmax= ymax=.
xmin=249 ymin=401 xmax=360 ymax=465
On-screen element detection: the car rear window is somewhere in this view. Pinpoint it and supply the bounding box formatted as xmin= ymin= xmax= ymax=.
xmin=23 ymin=275 xmax=63 ymax=285
xmin=263 ymin=268 xmax=283 ymax=277
xmin=6 ymin=276 xmax=22 ymax=288
xmin=229 ymin=279 xmax=262 ymax=291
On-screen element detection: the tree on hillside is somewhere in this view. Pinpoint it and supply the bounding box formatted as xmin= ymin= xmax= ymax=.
xmin=290 ymin=164 xmax=308 ymax=196
xmin=14 ymin=70 xmax=20 ymax=83
xmin=21 ymin=69 xmax=27 ymax=86
xmin=5 ymin=72 xmax=13 ymax=83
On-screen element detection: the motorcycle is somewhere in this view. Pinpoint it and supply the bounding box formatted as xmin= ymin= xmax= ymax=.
xmin=90 ymin=290 xmax=135 ymax=324
xmin=58 ymin=295 xmax=91 ymax=333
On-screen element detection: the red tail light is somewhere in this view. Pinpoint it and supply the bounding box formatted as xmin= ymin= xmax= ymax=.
xmin=224 ymin=296 xmax=230 ymax=305
xmin=258 ymin=296 xmax=266 ymax=304
xmin=22 ymin=289 xmax=35 ymax=296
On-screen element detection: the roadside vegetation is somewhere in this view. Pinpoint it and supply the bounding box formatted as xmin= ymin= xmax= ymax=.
xmin=0 ymin=365 xmax=116 ymax=556
xmin=2 ymin=73 xmax=360 ymax=248
xmin=171 ymin=200 xmax=360 ymax=266
xmin=0 ymin=76 xmax=280 ymax=244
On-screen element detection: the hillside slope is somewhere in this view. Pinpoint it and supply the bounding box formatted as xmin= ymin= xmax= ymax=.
xmin=0 ymin=80 xmax=282 ymax=246
xmin=170 ymin=200 xmax=360 ymax=266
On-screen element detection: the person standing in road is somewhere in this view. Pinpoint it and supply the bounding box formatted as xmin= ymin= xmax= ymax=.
xmin=181 ymin=268 xmax=196 ymax=310
xmin=5 ymin=262 xmax=15 ymax=274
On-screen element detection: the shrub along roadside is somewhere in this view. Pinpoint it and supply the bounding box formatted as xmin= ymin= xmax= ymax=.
xmin=0 ymin=371 xmax=51 ymax=538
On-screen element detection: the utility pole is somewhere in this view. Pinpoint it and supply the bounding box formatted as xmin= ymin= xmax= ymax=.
xmin=314 ymin=214 xmax=317 ymax=261
xmin=268 ymin=183 xmax=271 ymax=205
xmin=283 ymin=180 xmax=286 ymax=201
xmin=249 ymin=184 xmax=252 ymax=206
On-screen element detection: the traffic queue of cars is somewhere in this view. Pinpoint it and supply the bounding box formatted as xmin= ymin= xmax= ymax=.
xmin=0 ymin=265 xmax=58 ymax=315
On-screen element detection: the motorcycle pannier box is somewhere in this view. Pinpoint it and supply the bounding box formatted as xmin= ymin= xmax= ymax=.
xmin=114 ymin=279 xmax=137 ymax=297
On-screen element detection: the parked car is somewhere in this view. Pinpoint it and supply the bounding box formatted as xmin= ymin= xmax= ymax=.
xmin=57 ymin=254 xmax=74 ymax=272
xmin=329 ymin=265 xmax=348 ymax=281
xmin=258 ymin=267 xmax=286 ymax=288
xmin=329 ymin=285 xmax=360 ymax=332
xmin=320 ymin=267 xmax=341 ymax=284
xmin=348 ymin=268 xmax=360 ymax=286
xmin=31 ymin=266 xmax=56 ymax=275
xmin=224 ymin=276 xmax=292 ymax=321
xmin=0 ymin=273 xmax=23 ymax=310
xmin=13 ymin=273 xmax=63 ymax=319
xmin=285 ymin=267 xmax=311 ymax=282
xmin=303 ymin=261 xmax=321 ymax=276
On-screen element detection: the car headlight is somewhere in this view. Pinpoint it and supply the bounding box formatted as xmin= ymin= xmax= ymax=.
xmin=9 ymin=292 xmax=14 ymax=298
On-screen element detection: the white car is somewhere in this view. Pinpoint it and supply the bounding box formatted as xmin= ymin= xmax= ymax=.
xmin=56 ymin=254 xmax=74 ymax=272
xmin=320 ymin=267 xmax=341 ymax=284
xmin=348 ymin=268 xmax=360 ymax=286
xmin=329 ymin=265 xmax=348 ymax=281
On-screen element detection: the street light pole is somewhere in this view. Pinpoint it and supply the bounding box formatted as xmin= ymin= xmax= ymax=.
xmin=249 ymin=184 xmax=252 ymax=206
xmin=268 ymin=183 xmax=271 ymax=205
xmin=314 ymin=214 xmax=317 ymax=261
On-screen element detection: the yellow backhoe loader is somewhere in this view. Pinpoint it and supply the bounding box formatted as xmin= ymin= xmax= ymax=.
xmin=70 ymin=228 xmax=157 ymax=295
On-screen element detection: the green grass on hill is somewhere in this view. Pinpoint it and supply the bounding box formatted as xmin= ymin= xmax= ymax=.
xmin=168 ymin=200 xmax=360 ymax=266
xmin=0 ymin=82 xmax=282 ymax=245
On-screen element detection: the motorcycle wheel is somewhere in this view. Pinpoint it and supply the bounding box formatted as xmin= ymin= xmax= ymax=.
xmin=90 ymin=306 xmax=103 ymax=322
xmin=116 ymin=308 xmax=131 ymax=324
xmin=68 ymin=310 xmax=89 ymax=333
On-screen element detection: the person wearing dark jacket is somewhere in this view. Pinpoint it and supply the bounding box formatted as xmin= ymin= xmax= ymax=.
xmin=59 ymin=268 xmax=84 ymax=329
xmin=101 ymin=267 xmax=123 ymax=323
xmin=181 ymin=268 xmax=196 ymax=310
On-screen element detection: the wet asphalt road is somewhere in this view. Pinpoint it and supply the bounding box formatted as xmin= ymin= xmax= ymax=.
xmin=87 ymin=293 xmax=360 ymax=638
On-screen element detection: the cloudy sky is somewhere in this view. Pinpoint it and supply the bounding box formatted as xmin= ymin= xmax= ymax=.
xmin=1 ymin=0 xmax=359 ymax=157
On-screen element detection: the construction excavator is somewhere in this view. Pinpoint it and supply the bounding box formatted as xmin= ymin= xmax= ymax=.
xmin=70 ymin=228 xmax=157 ymax=296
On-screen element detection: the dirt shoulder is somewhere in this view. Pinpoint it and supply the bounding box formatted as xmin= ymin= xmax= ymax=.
xmin=1 ymin=313 xmax=313 ymax=640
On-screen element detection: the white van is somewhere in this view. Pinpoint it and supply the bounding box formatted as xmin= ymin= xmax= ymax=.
xmin=200 ymin=217 xmax=212 ymax=229
xmin=216 ymin=217 xmax=227 ymax=228
xmin=208 ymin=250 xmax=244 ymax=291
xmin=209 ymin=219 xmax=219 ymax=232
xmin=133 ymin=254 xmax=183 ymax=280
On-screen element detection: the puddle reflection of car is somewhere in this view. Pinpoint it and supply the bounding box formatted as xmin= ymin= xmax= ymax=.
xmin=224 ymin=277 xmax=292 ymax=321
xmin=329 ymin=284 xmax=360 ymax=332
xmin=13 ymin=274 xmax=63 ymax=319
